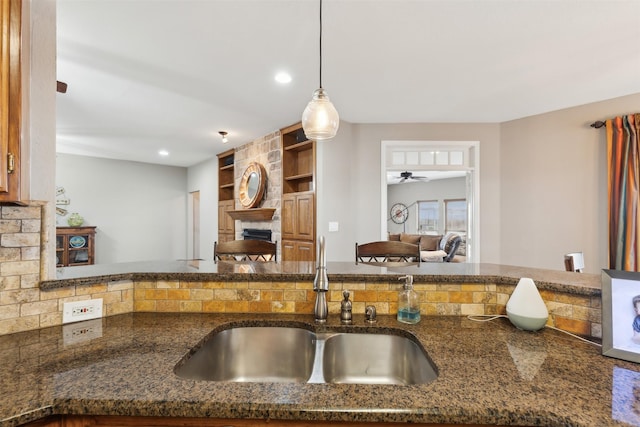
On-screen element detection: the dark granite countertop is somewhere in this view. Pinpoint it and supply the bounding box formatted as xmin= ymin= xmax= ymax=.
xmin=44 ymin=261 xmax=601 ymax=296
xmin=1 ymin=312 xmax=637 ymax=426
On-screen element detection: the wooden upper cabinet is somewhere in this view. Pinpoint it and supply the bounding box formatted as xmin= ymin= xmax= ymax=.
xmin=0 ymin=0 xmax=23 ymax=203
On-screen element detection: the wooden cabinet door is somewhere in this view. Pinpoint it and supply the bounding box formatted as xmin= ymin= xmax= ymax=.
xmin=296 ymin=240 xmax=314 ymax=261
xmin=218 ymin=200 xmax=235 ymax=235
xmin=282 ymin=192 xmax=314 ymax=241
xmin=223 ymin=203 xmax=235 ymax=234
xmin=282 ymin=240 xmax=315 ymax=262
xmin=0 ymin=0 xmax=23 ymax=202
xmin=281 ymin=240 xmax=297 ymax=261
xmin=281 ymin=195 xmax=296 ymax=239
xmin=295 ymin=193 xmax=314 ymax=241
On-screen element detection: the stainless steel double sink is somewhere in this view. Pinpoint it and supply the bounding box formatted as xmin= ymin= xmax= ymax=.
xmin=174 ymin=326 xmax=438 ymax=385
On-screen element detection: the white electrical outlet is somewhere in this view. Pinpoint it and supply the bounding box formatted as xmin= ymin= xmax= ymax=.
xmin=62 ymin=298 xmax=103 ymax=324
xmin=62 ymin=318 xmax=103 ymax=345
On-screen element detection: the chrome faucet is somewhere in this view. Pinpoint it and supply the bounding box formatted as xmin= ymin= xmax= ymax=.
xmin=313 ymin=236 xmax=329 ymax=323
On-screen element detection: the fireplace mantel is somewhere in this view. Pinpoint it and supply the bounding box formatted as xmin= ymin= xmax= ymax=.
xmin=227 ymin=208 xmax=276 ymax=221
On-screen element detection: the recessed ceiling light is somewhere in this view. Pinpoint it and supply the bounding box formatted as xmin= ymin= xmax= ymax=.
xmin=158 ymin=150 xmax=169 ymax=156
xmin=275 ymin=72 xmax=292 ymax=84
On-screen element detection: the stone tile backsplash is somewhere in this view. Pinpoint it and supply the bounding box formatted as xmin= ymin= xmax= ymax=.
xmin=0 ymin=205 xmax=602 ymax=338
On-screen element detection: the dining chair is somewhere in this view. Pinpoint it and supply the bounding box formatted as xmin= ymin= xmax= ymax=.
xmin=214 ymin=240 xmax=277 ymax=262
xmin=564 ymin=252 xmax=584 ymax=272
xmin=355 ymin=241 xmax=421 ymax=265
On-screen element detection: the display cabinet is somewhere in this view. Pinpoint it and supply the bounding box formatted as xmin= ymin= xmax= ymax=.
xmin=56 ymin=226 xmax=96 ymax=267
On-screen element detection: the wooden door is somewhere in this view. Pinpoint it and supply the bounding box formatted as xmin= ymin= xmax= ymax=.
xmin=295 ymin=192 xmax=314 ymax=241
xmin=281 ymin=194 xmax=295 ymax=239
xmin=0 ymin=0 xmax=22 ymax=201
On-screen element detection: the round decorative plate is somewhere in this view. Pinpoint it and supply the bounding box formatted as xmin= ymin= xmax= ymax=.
xmin=69 ymin=235 xmax=86 ymax=248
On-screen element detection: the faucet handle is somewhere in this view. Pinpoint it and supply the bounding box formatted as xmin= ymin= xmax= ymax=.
xmin=340 ymin=290 xmax=352 ymax=324
xmin=365 ymin=305 xmax=377 ymax=323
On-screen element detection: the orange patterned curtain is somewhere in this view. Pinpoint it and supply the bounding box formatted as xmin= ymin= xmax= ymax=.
xmin=607 ymin=114 xmax=640 ymax=271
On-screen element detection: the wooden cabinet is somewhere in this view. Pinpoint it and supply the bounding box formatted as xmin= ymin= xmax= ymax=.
xmin=281 ymin=123 xmax=316 ymax=262
xmin=56 ymin=226 xmax=96 ymax=267
xmin=217 ymin=199 xmax=235 ymax=243
xmin=282 ymin=239 xmax=314 ymax=262
xmin=282 ymin=192 xmax=314 ymax=241
xmin=217 ymin=149 xmax=235 ymax=243
xmin=0 ymin=0 xmax=26 ymax=203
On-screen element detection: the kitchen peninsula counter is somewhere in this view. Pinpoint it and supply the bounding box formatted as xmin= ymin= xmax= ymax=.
xmin=0 ymin=312 xmax=638 ymax=427
xmin=43 ymin=261 xmax=602 ymax=297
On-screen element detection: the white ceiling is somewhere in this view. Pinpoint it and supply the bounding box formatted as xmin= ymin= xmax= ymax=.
xmin=56 ymin=0 xmax=640 ymax=168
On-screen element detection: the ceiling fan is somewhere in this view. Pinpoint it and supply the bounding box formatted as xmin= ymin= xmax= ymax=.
xmin=392 ymin=171 xmax=429 ymax=184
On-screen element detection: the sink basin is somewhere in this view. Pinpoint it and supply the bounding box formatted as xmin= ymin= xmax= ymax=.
xmin=174 ymin=326 xmax=316 ymax=382
xmin=175 ymin=326 xmax=437 ymax=385
xmin=322 ymin=333 xmax=437 ymax=385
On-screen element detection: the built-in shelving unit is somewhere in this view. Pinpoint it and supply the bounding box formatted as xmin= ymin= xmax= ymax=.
xmin=217 ymin=149 xmax=235 ymax=243
xmin=281 ymin=123 xmax=316 ymax=261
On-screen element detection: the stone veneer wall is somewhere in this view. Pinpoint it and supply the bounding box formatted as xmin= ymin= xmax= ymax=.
xmin=2 ymin=273 xmax=602 ymax=338
xmin=0 ymin=205 xmax=602 ymax=339
xmin=232 ymin=132 xmax=282 ymax=246
xmin=0 ymin=204 xmax=133 ymax=335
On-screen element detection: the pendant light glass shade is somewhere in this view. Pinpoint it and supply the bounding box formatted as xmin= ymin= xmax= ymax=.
xmin=302 ymin=0 xmax=339 ymax=141
xmin=302 ymin=88 xmax=339 ymax=140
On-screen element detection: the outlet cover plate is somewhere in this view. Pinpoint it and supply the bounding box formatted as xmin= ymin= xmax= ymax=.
xmin=62 ymin=298 xmax=103 ymax=324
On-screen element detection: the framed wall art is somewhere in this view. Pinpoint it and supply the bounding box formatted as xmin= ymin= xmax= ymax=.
xmin=602 ymin=269 xmax=640 ymax=363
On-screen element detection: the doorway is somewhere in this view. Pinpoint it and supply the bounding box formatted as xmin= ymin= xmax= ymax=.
xmin=189 ymin=191 xmax=201 ymax=260
xmin=380 ymin=141 xmax=479 ymax=262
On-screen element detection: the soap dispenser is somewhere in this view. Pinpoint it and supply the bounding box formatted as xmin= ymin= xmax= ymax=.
xmin=397 ymin=275 xmax=420 ymax=324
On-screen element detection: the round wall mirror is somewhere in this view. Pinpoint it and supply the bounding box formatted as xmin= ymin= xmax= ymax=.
xmin=239 ymin=162 xmax=267 ymax=208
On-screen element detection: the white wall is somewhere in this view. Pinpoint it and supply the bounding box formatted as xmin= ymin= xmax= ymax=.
xmin=56 ymin=154 xmax=188 ymax=263
xmin=387 ymin=177 xmax=466 ymax=235
xmin=316 ymin=121 xmax=358 ymax=262
xmin=24 ymin=0 xmax=57 ymax=277
xmin=339 ymin=122 xmax=502 ymax=264
xmin=500 ymin=92 xmax=640 ymax=273
xmin=187 ymin=157 xmax=218 ymax=261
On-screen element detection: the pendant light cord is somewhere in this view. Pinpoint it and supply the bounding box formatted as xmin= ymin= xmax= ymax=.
xmin=319 ymin=0 xmax=323 ymax=89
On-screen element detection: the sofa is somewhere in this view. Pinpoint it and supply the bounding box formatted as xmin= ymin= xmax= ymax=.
xmin=388 ymin=232 xmax=463 ymax=262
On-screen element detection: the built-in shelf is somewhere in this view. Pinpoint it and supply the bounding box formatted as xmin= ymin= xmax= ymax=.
xmin=227 ymin=208 xmax=276 ymax=221
xmin=284 ymin=140 xmax=312 ymax=152
xmin=285 ymin=173 xmax=313 ymax=181
xmin=220 ymin=183 xmax=234 ymax=189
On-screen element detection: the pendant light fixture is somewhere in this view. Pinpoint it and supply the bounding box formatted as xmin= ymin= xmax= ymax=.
xmin=302 ymin=0 xmax=339 ymax=140
xmin=218 ymin=131 xmax=228 ymax=143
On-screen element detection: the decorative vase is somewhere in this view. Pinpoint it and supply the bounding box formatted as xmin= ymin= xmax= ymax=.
xmin=67 ymin=213 xmax=84 ymax=227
